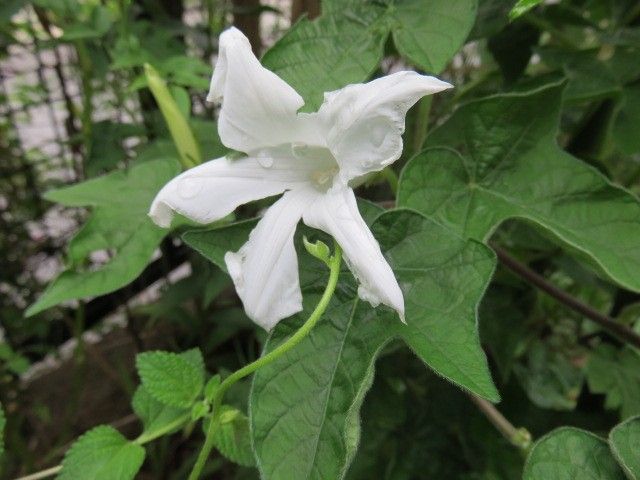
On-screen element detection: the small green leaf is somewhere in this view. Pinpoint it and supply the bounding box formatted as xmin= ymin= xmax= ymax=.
xmin=509 ymin=0 xmax=544 ymax=20
xmin=131 ymin=387 xmax=189 ymax=443
xmin=609 ymin=416 xmax=640 ymax=479
xmin=144 ymin=63 xmax=201 ymax=168
xmin=523 ymin=427 xmax=625 ymax=480
xmin=513 ymin=341 xmax=583 ymax=411
xmin=0 ymin=342 xmax=30 ymax=375
xmin=136 ymin=351 xmax=205 ymax=408
xmin=179 ymin=348 xmax=206 ymax=374
xmin=60 ymin=5 xmax=112 ymax=40
xmin=302 ymin=237 xmax=332 ymax=266
xmin=209 ymin=406 xmax=255 ymax=467
xmin=586 ymin=345 xmax=640 ymax=419
xmin=57 ymin=426 xmax=145 ymax=480
xmin=191 ymin=402 xmax=209 ymax=422
xmin=204 ymin=375 xmax=222 ymax=403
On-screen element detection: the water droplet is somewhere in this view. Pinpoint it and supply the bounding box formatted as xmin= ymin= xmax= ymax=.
xmin=257 ymin=156 xmax=274 ymax=168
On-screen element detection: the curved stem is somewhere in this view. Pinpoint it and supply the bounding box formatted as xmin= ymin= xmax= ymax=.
xmin=187 ymin=243 xmax=343 ymax=480
xmin=381 ymin=167 xmax=399 ymax=195
xmin=468 ymin=394 xmax=532 ymax=453
xmin=133 ymin=412 xmax=191 ymax=445
xmin=493 ymin=244 xmax=640 ymax=349
xmin=14 ymin=412 xmax=192 ymax=480
xmin=14 ymin=466 xmax=62 ymax=480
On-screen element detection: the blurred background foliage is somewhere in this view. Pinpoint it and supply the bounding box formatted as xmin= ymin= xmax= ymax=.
xmin=0 ymin=0 xmax=639 ymax=478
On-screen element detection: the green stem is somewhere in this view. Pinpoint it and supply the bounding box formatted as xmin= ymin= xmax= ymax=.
xmin=187 ymin=243 xmax=343 ymax=480
xmin=381 ymin=167 xmax=399 ymax=195
xmin=15 ymin=412 xmax=192 ymax=480
xmin=14 ymin=466 xmax=62 ymax=480
xmin=75 ymin=41 xmax=93 ymax=167
xmin=468 ymin=394 xmax=532 ymax=453
xmin=133 ymin=412 xmax=191 ymax=445
xmin=412 ymin=95 xmax=432 ymax=154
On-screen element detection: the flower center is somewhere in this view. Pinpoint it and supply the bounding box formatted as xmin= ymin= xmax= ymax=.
xmin=291 ymin=143 xmax=340 ymax=191
xmin=312 ymin=166 xmax=339 ymax=186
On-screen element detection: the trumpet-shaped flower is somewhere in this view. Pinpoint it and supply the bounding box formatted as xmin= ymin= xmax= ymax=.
xmin=149 ymin=27 xmax=452 ymax=331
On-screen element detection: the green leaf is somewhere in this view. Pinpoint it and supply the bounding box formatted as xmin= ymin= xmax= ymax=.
xmin=263 ymin=0 xmax=476 ymax=109
xmin=0 ymin=403 xmax=5 ymax=457
xmin=86 ymin=120 xmax=144 ymax=177
xmin=513 ymin=341 xmax=583 ymax=411
xmin=0 ymin=341 xmax=31 ymax=375
xmin=613 ymin=85 xmax=640 ymax=155
xmin=60 ymin=5 xmax=112 ymax=40
xmin=26 ymin=157 xmax=180 ymax=317
xmin=262 ymin=4 xmax=388 ymax=110
xmin=398 ymin=81 xmax=640 ymax=294
xmin=209 ymin=406 xmax=256 ymax=467
xmin=609 ymin=416 xmax=640 ymax=480
xmin=57 ymin=426 xmax=145 ymax=480
xmin=179 ymin=348 xmax=206 ymax=374
xmin=136 ymin=350 xmax=205 ymax=408
xmin=509 ymin=0 xmax=544 ymax=19
xmin=249 ymin=289 xmax=387 ymax=480
xmin=470 ymin=0 xmax=514 ymax=39
xmin=523 ymin=427 xmax=625 ymax=480
xmin=538 ymin=47 xmax=640 ymax=103
xmin=184 ymin=208 xmax=498 ymax=480
xmin=131 ymin=387 xmax=189 ymax=443
xmin=388 ymin=0 xmax=478 ymax=73
xmin=375 ymin=210 xmax=498 ymax=401
xmin=586 ymin=344 xmax=640 ymax=419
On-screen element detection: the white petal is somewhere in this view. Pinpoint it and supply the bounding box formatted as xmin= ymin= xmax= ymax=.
xmin=318 ymin=71 xmax=452 ymax=182
xmin=149 ymin=152 xmax=316 ymax=228
xmin=303 ymin=187 xmax=404 ymax=320
xmin=208 ymin=27 xmax=321 ymax=152
xmin=225 ymin=188 xmax=318 ymax=330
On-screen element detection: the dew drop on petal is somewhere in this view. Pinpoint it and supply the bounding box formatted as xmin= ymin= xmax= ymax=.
xmin=257 ymin=155 xmax=274 ymax=168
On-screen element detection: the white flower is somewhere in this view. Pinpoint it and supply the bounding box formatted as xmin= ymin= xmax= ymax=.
xmin=149 ymin=27 xmax=452 ymax=331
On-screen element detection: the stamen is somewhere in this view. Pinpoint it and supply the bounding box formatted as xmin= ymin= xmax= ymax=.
xmin=312 ymin=167 xmax=338 ymax=186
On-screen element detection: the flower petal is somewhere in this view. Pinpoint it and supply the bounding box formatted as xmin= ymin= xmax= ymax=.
xmin=208 ymin=27 xmax=321 ymax=153
xmin=303 ymin=187 xmax=404 ymax=320
xmin=149 ymin=152 xmax=316 ymax=228
xmin=225 ymin=188 xmax=318 ymax=330
xmin=317 ymin=71 xmax=452 ymax=182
